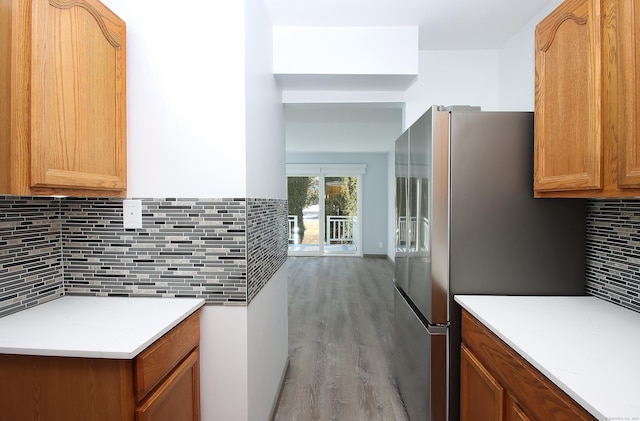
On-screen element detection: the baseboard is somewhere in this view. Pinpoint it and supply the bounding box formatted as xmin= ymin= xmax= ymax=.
xmin=363 ymin=253 xmax=388 ymax=259
xmin=269 ymin=356 xmax=290 ymax=421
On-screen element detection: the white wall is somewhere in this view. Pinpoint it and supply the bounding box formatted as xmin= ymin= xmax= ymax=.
xmin=102 ymin=0 xmax=248 ymax=198
xmin=498 ymin=0 xmax=564 ymax=110
xmin=273 ymin=26 xmax=418 ymax=76
xmin=200 ymin=306 xmax=249 ymax=421
xmin=248 ymin=266 xmax=288 ymax=421
xmin=403 ymin=49 xmax=500 ymax=127
xmin=245 ymin=0 xmax=287 ymax=200
xmin=286 ymin=152 xmax=389 ymax=255
xmin=245 ymin=2 xmax=289 ymax=421
xmin=201 ymin=266 xmax=288 ymax=421
xmin=102 ymin=2 xmax=288 ymax=420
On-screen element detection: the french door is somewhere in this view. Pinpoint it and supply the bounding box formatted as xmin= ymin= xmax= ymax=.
xmin=286 ymin=165 xmax=364 ymax=256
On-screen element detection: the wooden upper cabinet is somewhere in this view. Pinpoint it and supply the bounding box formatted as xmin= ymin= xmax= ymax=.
xmin=616 ymin=0 xmax=640 ymax=188
xmin=534 ymin=0 xmax=640 ymax=197
xmin=534 ymin=0 xmax=603 ymax=194
xmin=0 ymin=0 xmax=126 ymax=197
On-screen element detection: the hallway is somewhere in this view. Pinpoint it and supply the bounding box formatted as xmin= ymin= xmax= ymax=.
xmin=273 ymin=256 xmax=409 ymax=421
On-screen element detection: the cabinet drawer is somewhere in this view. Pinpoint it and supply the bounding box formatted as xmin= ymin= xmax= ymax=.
xmin=136 ymin=348 xmax=200 ymax=421
xmin=135 ymin=310 xmax=201 ymax=401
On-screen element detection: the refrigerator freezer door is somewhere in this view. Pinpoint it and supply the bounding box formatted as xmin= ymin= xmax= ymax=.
xmin=394 ymin=287 xmax=447 ymax=421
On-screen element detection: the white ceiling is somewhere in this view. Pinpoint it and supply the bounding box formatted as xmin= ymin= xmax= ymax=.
xmin=264 ymin=0 xmax=553 ymax=50
xmin=270 ymin=0 xmax=554 ymax=154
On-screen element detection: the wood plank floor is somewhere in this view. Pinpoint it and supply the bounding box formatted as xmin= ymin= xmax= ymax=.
xmin=273 ymin=256 xmax=409 ymax=421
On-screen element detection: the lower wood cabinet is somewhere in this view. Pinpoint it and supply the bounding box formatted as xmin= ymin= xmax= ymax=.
xmin=0 ymin=310 xmax=201 ymax=421
xmin=505 ymin=394 xmax=533 ymax=421
xmin=460 ymin=344 xmax=504 ymax=421
xmin=460 ymin=309 xmax=595 ymax=421
xmin=136 ymin=349 xmax=200 ymax=421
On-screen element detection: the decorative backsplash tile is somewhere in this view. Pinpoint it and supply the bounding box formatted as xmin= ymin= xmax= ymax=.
xmin=4 ymin=195 xmax=638 ymax=316
xmin=0 ymin=197 xmax=63 ymax=317
xmin=247 ymin=198 xmax=288 ymax=302
xmin=62 ymin=198 xmax=250 ymax=305
xmin=586 ymin=200 xmax=640 ymax=313
xmin=0 ymin=196 xmax=288 ymax=316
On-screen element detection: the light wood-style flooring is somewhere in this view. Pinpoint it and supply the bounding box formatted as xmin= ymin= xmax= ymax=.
xmin=273 ymin=256 xmax=409 ymax=421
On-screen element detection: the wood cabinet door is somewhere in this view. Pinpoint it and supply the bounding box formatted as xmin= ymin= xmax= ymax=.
xmin=534 ymin=0 xmax=603 ymax=192
xmin=460 ymin=344 xmax=504 ymax=421
xmin=616 ymin=0 xmax=640 ymax=188
xmin=30 ymin=0 xmax=126 ymax=192
xmin=505 ymin=394 xmax=533 ymax=421
xmin=136 ymin=349 xmax=201 ymax=421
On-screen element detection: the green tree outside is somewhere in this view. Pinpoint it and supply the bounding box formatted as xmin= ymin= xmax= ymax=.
xmin=287 ymin=177 xmax=310 ymax=242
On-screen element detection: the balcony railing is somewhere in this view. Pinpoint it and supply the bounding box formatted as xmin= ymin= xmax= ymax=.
xmin=397 ymin=216 xmax=430 ymax=251
xmin=287 ymin=214 xmax=357 ymax=246
xmin=326 ymin=215 xmax=357 ymax=245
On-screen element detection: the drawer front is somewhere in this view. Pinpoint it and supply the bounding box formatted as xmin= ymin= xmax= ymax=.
xmin=135 ymin=310 xmax=201 ymax=401
xmin=136 ymin=348 xmax=200 ymax=421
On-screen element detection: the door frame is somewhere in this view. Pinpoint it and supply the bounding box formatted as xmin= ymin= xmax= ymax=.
xmin=286 ymin=164 xmax=366 ymax=257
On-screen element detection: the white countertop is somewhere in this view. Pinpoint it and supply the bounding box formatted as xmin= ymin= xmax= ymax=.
xmin=0 ymin=296 xmax=205 ymax=359
xmin=455 ymin=295 xmax=640 ymax=421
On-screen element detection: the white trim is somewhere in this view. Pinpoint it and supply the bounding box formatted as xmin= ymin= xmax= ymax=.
xmin=286 ymin=163 xmax=367 ymax=176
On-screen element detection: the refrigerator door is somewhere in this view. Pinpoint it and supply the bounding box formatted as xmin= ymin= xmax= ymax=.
xmin=406 ymin=112 xmax=432 ymax=322
xmin=394 ymin=287 xmax=447 ymax=421
xmin=395 ymin=131 xmax=410 ymax=293
xmin=406 ymin=107 xmax=450 ymax=325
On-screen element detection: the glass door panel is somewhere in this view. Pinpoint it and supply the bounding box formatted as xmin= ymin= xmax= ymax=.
xmin=287 ymin=176 xmax=321 ymax=255
xmin=324 ymin=176 xmax=358 ymax=255
xmin=287 ymin=174 xmax=361 ymax=256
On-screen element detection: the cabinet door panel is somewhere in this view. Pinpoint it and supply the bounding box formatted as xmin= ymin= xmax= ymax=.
xmin=506 ymin=394 xmax=533 ymax=421
xmin=617 ymin=0 xmax=640 ymax=187
xmin=136 ymin=349 xmax=201 ymax=421
xmin=460 ymin=344 xmax=504 ymax=421
xmin=30 ymin=0 xmax=126 ymax=191
xmin=534 ymin=0 xmax=603 ymax=192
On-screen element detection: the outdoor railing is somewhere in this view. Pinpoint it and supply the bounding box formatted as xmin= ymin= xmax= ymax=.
xmin=287 ymin=214 xmax=357 ymax=246
xmin=397 ymin=216 xmax=416 ymax=244
xmin=288 ymin=215 xmax=299 ymax=243
xmin=326 ymin=215 xmax=357 ymax=245
xmin=397 ymin=216 xmax=429 ymax=250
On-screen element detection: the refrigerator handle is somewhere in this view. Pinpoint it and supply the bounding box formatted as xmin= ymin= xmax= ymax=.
xmin=427 ymin=324 xmax=449 ymax=335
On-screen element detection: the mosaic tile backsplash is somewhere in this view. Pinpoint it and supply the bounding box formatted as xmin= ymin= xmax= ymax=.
xmin=3 ymin=196 xmax=640 ymax=316
xmin=585 ymin=200 xmax=640 ymax=313
xmin=247 ymin=199 xmax=288 ymax=302
xmin=0 ymin=196 xmax=287 ymax=316
xmin=0 ymin=197 xmax=63 ymax=317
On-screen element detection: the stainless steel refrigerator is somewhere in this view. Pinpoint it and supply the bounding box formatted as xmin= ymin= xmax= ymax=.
xmin=393 ymin=106 xmax=586 ymax=421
